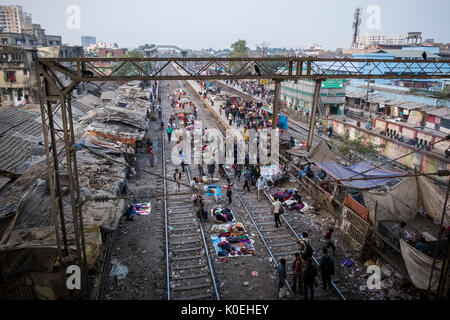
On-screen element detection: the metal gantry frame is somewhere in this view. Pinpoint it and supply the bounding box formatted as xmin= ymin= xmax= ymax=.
xmin=34 ymin=56 xmax=450 ymax=297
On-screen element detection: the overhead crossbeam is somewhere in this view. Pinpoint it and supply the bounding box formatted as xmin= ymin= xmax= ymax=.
xmin=36 ymin=57 xmax=450 ymax=82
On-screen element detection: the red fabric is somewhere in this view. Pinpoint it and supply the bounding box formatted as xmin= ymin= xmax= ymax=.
xmin=344 ymin=195 xmax=369 ymax=220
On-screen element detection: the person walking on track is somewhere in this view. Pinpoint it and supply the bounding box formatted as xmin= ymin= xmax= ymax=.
xmin=303 ymin=258 xmax=318 ymax=300
xmin=224 ymin=178 xmax=233 ymax=204
xmin=256 ymin=176 xmax=267 ymax=200
xmin=292 ymin=253 xmax=304 ymax=294
xmin=271 ymin=198 xmax=283 ymax=228
xmin=319 ymin=248 xmax=335 ymax=291
xmin=167 ymin=124 xmax=173 ymax=143
xmin=174 ymin=168 xmax=181 ymax=192
xmin=147 ymin=145 xmax=155 ymax=167
xmin=242 ymin=167 xmax=251 ymax=192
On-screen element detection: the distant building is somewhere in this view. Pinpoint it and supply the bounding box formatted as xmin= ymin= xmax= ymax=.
xmin=0 ymin=5 xmax=32 ymax=33
xmin=81 ymin=36 xmax=96 ymax=47
xmin=355 ymin=33 xmax=408 ymax=49
xmin=98 ymin=47 xmax=127 ymax=58
xmin=154 ymin=45 xmax=182 ymax=57
xmin=281 ymin=79 xmax=347 ymax=116
xmin=0 ymin=45 xmax=38 ymax=106
xmin=0 ymin=23 xmax=61 ymax=47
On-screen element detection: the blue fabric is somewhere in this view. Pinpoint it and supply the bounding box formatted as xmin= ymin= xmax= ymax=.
xmin=315 ymin=162 xmax=402 ymax=189
xmin=206 ymin=185 xmax=222 ymax=197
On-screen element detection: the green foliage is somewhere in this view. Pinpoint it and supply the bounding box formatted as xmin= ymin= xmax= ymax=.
xmin=433 ymin=86 xmax=450 ymax=99
xmin=264 ymin=54 xmax=286 ymax=73
xmin=114 ymin=50 xmax=152 ymax=76
xmin=229 ymin=39 xmax=250 ymax=57
xmin=333 ymin=134 xmax=384 ymax=165
xmin=228 ymin=40 xmax=250 ymax=72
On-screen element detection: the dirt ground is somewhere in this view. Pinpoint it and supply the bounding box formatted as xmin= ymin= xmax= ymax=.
xmin=101 ymin=76 xmax=422 ymax=301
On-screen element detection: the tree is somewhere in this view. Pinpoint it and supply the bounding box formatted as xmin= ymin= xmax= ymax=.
xmin=229 ymin=39 xmax=250 ymax=57
xmin=228 ymin=40 xmax=250 ymax=73
xmin=433 ymin=86 xmax=450 ymax=99
xmin=332 ymin=134 xmax=384 ymax=165
xmin=114 ymin=50 xmax=152 ymax=76
xmin=257 ymin=41 xmax=270 ymax=57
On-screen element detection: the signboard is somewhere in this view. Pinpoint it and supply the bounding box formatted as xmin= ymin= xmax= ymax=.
xmin=321 ymin=79 xmax=346 ymax=89
xmin=259 ymin=79 xmax=269 ymax=85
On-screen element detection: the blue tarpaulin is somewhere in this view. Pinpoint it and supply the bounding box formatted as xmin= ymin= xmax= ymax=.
xmin=315 ymin=162 xmax=403 ymax=189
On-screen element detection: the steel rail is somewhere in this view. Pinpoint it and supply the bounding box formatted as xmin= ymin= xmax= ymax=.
xmin=185 ymin=165 xmax=220 ymax=300
xmin=263 ymin=191 xmax=347 ymax=300
xmin=181 ymin=65 xmax=348 ymax=299
xmin=183 ymin=69 xmax=295 ymax=297
xmin=161 ymin=92 xmax=171 ymax=300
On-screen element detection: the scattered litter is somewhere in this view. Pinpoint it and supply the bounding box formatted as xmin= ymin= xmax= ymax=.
xmin=251 ymin=271 xmax=258 ymax=277
xmin=268 ymin=257 xmax=273 ymax=262
xmin=243 ymin=281 xmax=249 ymax=286
xmin=341 ymin=259 xmax=353 ymax=267
xmin=364 ymin=259 xmax=376 ymax=267
xmin=142 ymin=250 xmax=147 ymax=254
xmin=109 ymin=259 xmax=128 ymax=280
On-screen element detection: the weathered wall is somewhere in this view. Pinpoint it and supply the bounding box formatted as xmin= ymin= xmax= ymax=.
xmin=324 ymin=118 xmax=450 ymax=184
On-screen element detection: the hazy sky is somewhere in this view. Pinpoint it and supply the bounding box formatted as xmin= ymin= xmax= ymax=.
xmin=8 ymin=0 xmax=450 ymax=50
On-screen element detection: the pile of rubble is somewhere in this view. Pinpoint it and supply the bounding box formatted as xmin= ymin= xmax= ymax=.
xmin=0 ymin=82 xmax=153 ymax=299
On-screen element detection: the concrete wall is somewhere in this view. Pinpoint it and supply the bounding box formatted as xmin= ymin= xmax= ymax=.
xmin=323 ymin=117 xmax=450 ymax=184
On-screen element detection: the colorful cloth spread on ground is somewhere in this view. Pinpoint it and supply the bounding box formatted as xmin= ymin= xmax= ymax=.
xmin=132 ymin=202 xmax=151 ymax=215
xmin=206 ymin=185 xmax=222 ymax=197
xmin=211 ymin=207 xmax=235 ymax=223
xmin=261 ymin=165 xmax=281 ymax=181
xmin=270 ymin=189 xmax=310 ymax=213
xmin=211 ymin=222 xmax=255 ymax=257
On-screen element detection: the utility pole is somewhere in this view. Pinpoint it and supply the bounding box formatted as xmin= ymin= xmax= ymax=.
xmin=364 ymin=80 xmax=371 ymax=111
xmin=307 ymin=79 xmax=323 ymax=152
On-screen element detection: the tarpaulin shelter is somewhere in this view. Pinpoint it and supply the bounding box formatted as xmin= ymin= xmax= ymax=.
xmin=261 ymin=108 xmax=288 ymax=129
xmin=307 ymin=139 xmax=336 ymax=163
xmin=315 ymin=162 xmax=403 ymax=189
xmin=363 ymin=176 xmax=450 ymax=228
xmin=400 ymin=239 xmax=442 ymax=291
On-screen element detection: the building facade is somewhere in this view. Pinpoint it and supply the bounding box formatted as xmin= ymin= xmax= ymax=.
xmin=0 ymin=5 xmax=31 ymax=33
xmin=356 ymin=33 xmax=407 ymax=49
xmin=0 ymin=45 xmax=37 ymax=106
xmin=81 ymin=36 xmax=96 ymax=48
xmin=281 ymin=79 xmax=347 ymax=116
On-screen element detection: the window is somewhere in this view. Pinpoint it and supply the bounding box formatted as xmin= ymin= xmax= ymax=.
xmin=5 ymin=71 xmax=16 ymax=82
xmin=1 ymin=38 xmax=7 ymax=44
xmin=23 ymin=69 xmax=28 ymax=76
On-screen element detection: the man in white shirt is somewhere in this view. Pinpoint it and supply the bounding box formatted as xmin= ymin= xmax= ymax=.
xmin=256 ymin=176 xmax=267 ymax=200
xmin=271 ymin=199 xmax=283 ymax=228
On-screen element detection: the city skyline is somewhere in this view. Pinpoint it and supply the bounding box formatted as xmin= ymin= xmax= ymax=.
xmin=4 ymin=0 xmax=450 ymax=50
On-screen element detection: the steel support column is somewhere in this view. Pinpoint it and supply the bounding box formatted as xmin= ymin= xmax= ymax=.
xmin=307 ymin=79 xmax=322 ymax=152
xmin=35 ymin=62 xmax=88 ymax=299
xmin=271 ymin=79 xmax=282 ymax=129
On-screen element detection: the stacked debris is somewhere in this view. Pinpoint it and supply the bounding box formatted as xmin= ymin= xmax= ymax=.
xmin=0 ymin=83 xmax=151 ymax=299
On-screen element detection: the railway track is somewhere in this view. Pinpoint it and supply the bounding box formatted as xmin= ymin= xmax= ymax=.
xmin=160 ymin=80 xmax=220 ymax=300
xmin=178 ymin=68 xmax=346 ymax=300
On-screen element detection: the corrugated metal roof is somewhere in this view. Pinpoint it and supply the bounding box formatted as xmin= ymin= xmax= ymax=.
xmin=425 ymin=107 xmax=450 ymax=117
xmin=100 ymin=91 xmax=120 ymax=100
xmin=0 ymin=108 xmax=42 ymax=174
